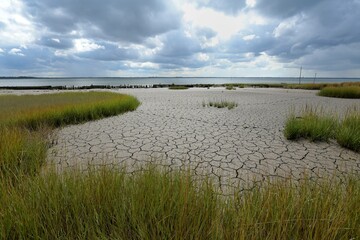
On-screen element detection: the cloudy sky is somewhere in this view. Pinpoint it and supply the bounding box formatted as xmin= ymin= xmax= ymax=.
xmin=0 ymin=0 xmax=359 ymax=77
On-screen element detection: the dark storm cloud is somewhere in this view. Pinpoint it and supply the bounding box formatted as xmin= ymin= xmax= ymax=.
xmin=148 ymin=30 xmax=210 ymax=69
xmin=266 ymin=0 xmax=360 ymax=62
xmin=296 ymin=43 xmax=360 ymax=71
xmin=254 ymin=0 xmax=326 ymax=19
xmin=157 ymin=31 xmax=202 ymax=58
xmin=25 ymin=0 xmax=181 ymax=43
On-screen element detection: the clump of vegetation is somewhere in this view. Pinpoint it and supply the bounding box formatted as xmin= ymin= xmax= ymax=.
xmin=336 ymin=110 xmax=360 ymax=152
xmin=1 ymin=166 xmax=360 ymax=239
xmin=203 ymin=100 xmax=238 ymax=110
xmin=318 ymin=86 xmax=360 ymax=98
xmin=285 ymin=106 xmax=360 ymax=152
xmin=0 ymin=92 xmax=140 ymax=182
xmin=284 ymin=106 xmax=338 ymax=141
xmin=168 ymin=85 xmax=189 ymax=90
xmin=225 ymin=84 xmax=236 ymax=90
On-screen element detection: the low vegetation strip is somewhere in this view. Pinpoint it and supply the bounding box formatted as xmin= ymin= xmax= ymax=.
xmin=318 ymin=86 xmax=360 ymax=98
xmin=285 ymin=106 xmax=360 ymax=152
xmin=168 ymin=85 xmax=189 ymax=90
xmin=0 ymin=92 xmax=140 ymax=181
xmin=0 ymin=166 xmax=359 ymax=239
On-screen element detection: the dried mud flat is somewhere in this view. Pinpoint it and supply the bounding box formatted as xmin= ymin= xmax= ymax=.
xmin=46 ymin=88 xmax=360 ymax=192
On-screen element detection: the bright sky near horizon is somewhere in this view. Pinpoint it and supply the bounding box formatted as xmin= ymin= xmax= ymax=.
xmin=0 ymin=0 xmax=359 ymax=77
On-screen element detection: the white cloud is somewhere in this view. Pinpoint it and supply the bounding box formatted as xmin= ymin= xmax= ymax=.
xmin=246 ymin=0 xmax=257 ymax=8
xmin=52 ymin=38 xmax=60 ymax=43
xmin=242 ymin=34 xmax=257 ymax=41
xmin=0 ymin=48 xmax=4 ymax=53
xmin=8 ymin=48 xmax=25 ymax=56
xmin=74 ymin=39 xmax=105 ymax=52
xmin=124 ymin=61 xmax=159 ymax=69
xmin=197 ymin=53 xmax=210 ymax=61
xmin=182 ymin=4 xmax=245 ymax=39
xmin=0 ymin=0 xmax=36 ymax=46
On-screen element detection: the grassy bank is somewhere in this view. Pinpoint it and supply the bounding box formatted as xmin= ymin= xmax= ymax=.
xmin=318 ymin=86 xmax=360 ymax=98
xmin=1 ymin=166 xmax=359 ymax=239
xmin=0 ymin=92 xmax=140 ymax=181
xmin=285 ymin=106 xmax=360 ymax=152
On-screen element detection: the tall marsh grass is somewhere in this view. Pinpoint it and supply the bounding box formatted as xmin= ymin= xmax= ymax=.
xmin=318 ymin=86 xmax=360 ymax=98
xmin=284 ymin=106 xmax=338 ymax=141
xmin=285 ymin=106 xmax=360 ymax=152
xmin=0 ymin=166 xmax=359 ymax=239
xmin=0 ymin=92 xmax=140 ymax=181
xmin=337 ymin=110 xmax=360 ymax=152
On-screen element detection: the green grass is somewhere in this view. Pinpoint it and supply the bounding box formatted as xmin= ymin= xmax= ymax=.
xmin=203 ymin=100 xmax=238 ymax=110
xmin=284 ymin=106 xmax=338 ymax=141
xmin=225 ymin=84 xmax=236 ymax=90
xmin=285 ymin=106 xmax=360 ymax=152
xmin=284 ymin=83 xmax=327 ymax=90
xmin=0 ymin=166 xmax=359 ymax=239
xmin=1 ymin=91 xmax=360 ymax=238
xmin=318 ymin=86 xmax=360 ymax=98
xmin=168 ymin=85 xmax=189 ymax=90
xmin=336 ymin=110 xmax=360 ymax=152
xmin=0 ymin=92 xmax=140 ymax=182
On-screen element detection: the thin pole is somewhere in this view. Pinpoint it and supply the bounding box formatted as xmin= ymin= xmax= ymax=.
xmin=313 ymin=73 xmax=317 ymax=84
xmin=299 ymin=66 xmax=302 ymax=84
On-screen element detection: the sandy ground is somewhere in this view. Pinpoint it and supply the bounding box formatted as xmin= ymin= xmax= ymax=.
xmin=3 ymin=88 xmax=359 ymax=192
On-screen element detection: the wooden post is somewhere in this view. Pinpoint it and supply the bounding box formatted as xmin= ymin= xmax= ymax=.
xmin=299 ymin=66 xmax=302 ymax=84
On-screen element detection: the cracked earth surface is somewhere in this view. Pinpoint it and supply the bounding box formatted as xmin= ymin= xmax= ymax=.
xmin=47 ymin=88 xmax=360 ymax=192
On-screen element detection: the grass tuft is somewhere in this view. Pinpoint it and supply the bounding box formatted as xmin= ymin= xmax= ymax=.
xmin=336 ymin=110 xmax=360 ymax=152
xmin=285 ymin=106 xmax=360 ymax=152
xmin=284 ymin=106 xmax=338 ymax=141
xmin=225 ymin=84 xmax=236 ymax=90
xmin=204 ymin=100 xmax=238 ymax=110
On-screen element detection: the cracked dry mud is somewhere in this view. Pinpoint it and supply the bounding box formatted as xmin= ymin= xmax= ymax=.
xmin=48 ymin=88 xmax=360 ymax=192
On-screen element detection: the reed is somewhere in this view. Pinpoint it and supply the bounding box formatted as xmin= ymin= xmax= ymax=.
xmin=0 ymin=166 xmax=359 ymax=239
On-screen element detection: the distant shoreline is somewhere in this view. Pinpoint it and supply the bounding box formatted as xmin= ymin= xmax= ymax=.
xmin=1 ymin=82 xmax=359 ymax=91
